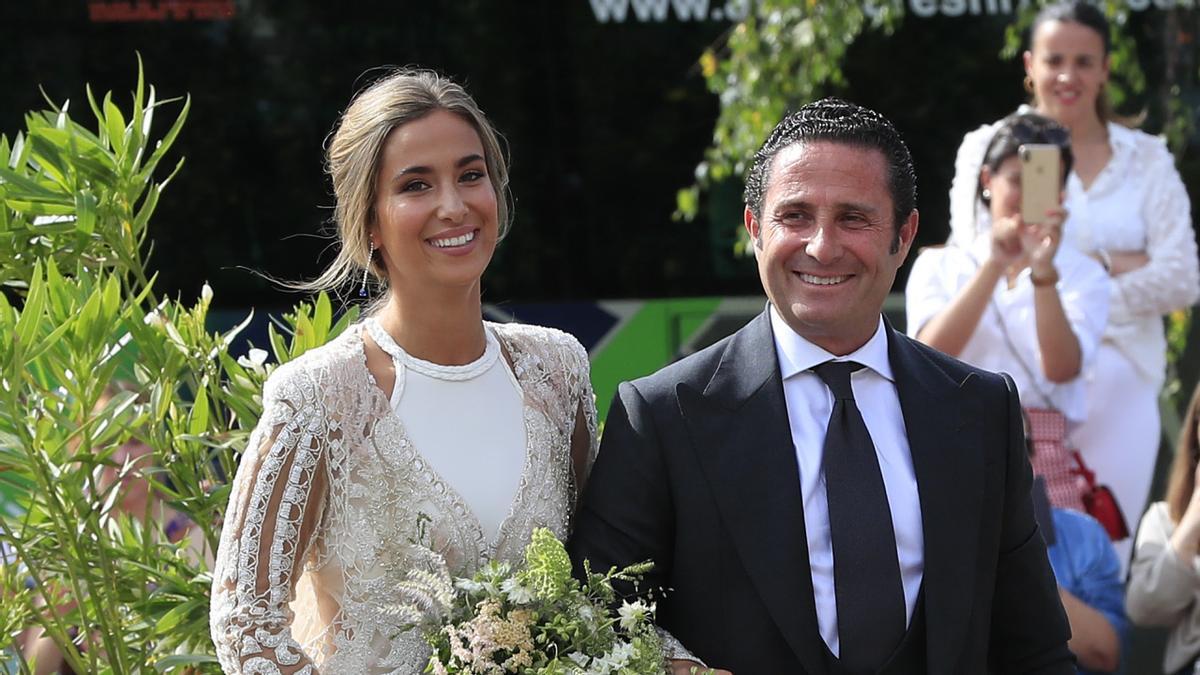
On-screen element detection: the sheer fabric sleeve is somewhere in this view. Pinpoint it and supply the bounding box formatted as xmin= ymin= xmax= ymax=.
xmin=563 ymin=336 xmax=599 ymax=510
xmin=210 ymin=364 xmax=331 ymax=675
xmin=1107 ymin=140 xmax=1200 ymax=323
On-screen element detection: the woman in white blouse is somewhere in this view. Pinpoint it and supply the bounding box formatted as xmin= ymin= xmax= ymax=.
xmin=946 ymin=1 xmax=1200 ymax=567
xmin=209 ymin=69 xmax=598 ymax=674
xmin=908 ymin=112 xmax=1109 ymax=511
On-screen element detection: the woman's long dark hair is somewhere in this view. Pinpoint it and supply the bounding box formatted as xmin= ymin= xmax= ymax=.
xmin=1167 ymin=382 xmax=1200 ymax=523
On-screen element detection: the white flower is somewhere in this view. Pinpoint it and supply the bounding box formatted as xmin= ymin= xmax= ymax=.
xmin=237 ymin=348 xmax=269 ymax=371
xmin=454 ymin=578 xmax=484 ymax=594
xmin=500 ymin=578 xmax=534 ymax=604
xmin=200 ymin=282 xmax=213 ymax=305
xmin=588 ymin=641 xmax=634 ymax=674
xmin=617 ymin=599 xmax=654 ymax=631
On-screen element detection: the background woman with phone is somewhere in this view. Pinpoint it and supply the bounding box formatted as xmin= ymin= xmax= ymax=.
xmin=945 ymin=0 xmax=1200 ymax=570
xmin=908 ymin=112 xmax=1109 ymax=511
xmin=907 ymin=113 xmax=1121 ymax=672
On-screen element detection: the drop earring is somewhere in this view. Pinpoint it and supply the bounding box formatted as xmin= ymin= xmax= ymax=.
xmin=359 ymin=242 xmax=374 ymax=298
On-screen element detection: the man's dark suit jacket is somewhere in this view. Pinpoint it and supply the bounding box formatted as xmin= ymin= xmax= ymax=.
xmin=569 ymin=311 xmax=1074 ymax=674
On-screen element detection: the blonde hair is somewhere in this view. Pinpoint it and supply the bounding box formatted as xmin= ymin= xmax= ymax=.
xmin=301 ymin=68 xmax=511 ymax=297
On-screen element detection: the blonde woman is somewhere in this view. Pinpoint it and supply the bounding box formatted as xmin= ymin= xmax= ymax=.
xmin=209 ymin=69 xmax=598 ymax=673
xmin=947 ymin=1 xmax=1200 ymax=570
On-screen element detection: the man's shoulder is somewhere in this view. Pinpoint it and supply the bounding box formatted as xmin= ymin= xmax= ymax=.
xmin=626 ymin=331 xmax=736 ymax=400
xmin=892 ymin=329 xmax=1011 ymax=391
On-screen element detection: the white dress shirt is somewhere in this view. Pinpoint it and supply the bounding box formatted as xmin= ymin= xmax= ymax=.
xmin=904 ymin=237 xmax=1109 ymax=422
xmin=769 ymin=307 xmax=923 ymax=657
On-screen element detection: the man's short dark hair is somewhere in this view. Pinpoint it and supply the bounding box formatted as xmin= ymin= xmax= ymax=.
xmin=743 ymin=98 xmax=917 ymax=244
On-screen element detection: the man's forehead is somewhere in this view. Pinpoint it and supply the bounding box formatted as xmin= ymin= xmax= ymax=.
xmin=770 ymin=139 xmax=887 ymax=170
xmin=765 ymin=141 xmax=890 ymax=197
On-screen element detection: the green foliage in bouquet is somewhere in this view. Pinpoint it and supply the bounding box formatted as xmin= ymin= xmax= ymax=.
xmin=402 ymin=528 xmax=664 ymax=675
xmin=0 ymin=60 xmax=357 ymax=673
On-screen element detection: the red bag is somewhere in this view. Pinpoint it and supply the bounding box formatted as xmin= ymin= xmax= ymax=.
xmin=1071 ymin=450 xmax=1130 ymax=541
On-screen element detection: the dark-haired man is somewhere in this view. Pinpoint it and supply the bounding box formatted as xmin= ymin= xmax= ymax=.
xmin=570 ymin=98 xmax=1073 ymax=674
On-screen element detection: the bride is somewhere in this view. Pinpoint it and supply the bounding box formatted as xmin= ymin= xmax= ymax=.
xmin=209 ymin=69 xmax=597 ymax=673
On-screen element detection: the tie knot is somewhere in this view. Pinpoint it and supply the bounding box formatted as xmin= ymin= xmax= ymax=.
xmin=811 ymin=360 xmax=863 ymax=401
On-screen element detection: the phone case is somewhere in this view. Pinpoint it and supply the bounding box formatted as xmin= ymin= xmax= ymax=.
xmin=1019 ymin=144 xmax=1060 ymax=224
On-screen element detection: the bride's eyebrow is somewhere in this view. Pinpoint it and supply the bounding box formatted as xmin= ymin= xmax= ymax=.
xmin=391 ymin=154 xmax=485 ymax=180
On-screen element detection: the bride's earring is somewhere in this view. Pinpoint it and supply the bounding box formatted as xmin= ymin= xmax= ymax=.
xmin=359 ymin=242 xmax=374 ymax=298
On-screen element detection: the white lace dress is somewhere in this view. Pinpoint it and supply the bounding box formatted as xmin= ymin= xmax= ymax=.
xmin=209 ymin=320 xmax=598 ymax=674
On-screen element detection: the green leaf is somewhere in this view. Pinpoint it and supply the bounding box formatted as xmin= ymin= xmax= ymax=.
xmin=329 ymin=303 xmax=360 ymax=338
xmin=152 ymin=598 xmax=197 ymax=634
xmin=14 ymin=260 xmax=47 ymax=352
xmin=135 ymin=95 xmax=189 ymax=185
xmin=188 ymin=388 xmax=209 ymax=437
xmin=153 ymin=653 xmax=220 ymax=672
xmin=74 ymin=190 xmax=97 ymax=235
xmin=103 ymin=93 xmax=127 ymax=156
xmin=0 ymin=165 xmax=72 ymax=205
xmin=314 ymin=291 xmax=332 ymax=339
xmin=268 ymin=322 xmax=289 ymax=365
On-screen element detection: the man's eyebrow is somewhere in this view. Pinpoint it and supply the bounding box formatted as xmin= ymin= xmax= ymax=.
xmin=772 ymin=198 xmax=882 ymax=214
xmin=389 ymin=154 xmax=485 ymax=181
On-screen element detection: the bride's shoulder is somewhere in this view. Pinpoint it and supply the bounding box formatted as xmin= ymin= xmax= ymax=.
xmin=490 ymin=322 xmax=589 ymax=373
xmin=261 ymin=324 xmax=365 ymax=401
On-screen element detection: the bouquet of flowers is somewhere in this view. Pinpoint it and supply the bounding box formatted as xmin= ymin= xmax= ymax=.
xmin=393 ymin=528 xmax=666 ymax=674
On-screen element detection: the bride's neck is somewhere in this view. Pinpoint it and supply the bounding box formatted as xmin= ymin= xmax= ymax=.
xmin=374 ymin=285 xmax=486 ymax=365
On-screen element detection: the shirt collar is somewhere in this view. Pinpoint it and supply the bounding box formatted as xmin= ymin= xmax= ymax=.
xmin=768 ymin=305 xmax=894 ymax=382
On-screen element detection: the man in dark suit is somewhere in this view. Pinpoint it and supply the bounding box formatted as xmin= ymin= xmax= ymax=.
xmin=569 ymin=99 xmax=1073 ymax=674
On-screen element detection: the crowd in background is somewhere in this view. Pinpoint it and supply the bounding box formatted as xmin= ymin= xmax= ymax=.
xmin=905 ymin=3 xmax=1200 ymax=674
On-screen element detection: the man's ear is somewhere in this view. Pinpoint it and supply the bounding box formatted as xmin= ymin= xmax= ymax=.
xmin=893 ymin=209 xmax=919 ymax=258
xmin=744 ymin=206 xmax=761 ymax=254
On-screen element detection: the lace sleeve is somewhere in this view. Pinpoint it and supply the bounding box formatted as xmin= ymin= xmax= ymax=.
xmin=564 ymin=336 xmax=599 ymax=504
xmin=210 ymin=364 xmax=331 ymax=675
xmin=1106 ymin=143 xmax=1200 ymax=322
xmin=658 ymin=627 xmax=705 ymax=665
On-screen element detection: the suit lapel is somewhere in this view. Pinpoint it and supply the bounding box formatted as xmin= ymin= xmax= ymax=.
xmin=887 ymin=327 xmax=985 ymax=674
xmin=680 ymin=311 xmax=827 ymax=674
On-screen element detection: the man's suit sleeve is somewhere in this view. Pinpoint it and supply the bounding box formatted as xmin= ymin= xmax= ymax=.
xmin=990 ymin=372 xmax=1076 ymax=674
xmin=568 ymin=380 xmax=674 ymax=597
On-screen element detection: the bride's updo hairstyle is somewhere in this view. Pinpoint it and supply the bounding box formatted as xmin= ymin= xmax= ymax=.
xmin=308 ymin=68 xmax=512 ymax=296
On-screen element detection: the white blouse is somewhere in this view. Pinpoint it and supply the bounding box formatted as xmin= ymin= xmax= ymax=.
xmin=905 ymin=238 xmax=1110 ymax=422
xmin=948 ymin=116 xmax=1199 ymax=385
xmin=367 ymin=318 xmax=526 ymax=541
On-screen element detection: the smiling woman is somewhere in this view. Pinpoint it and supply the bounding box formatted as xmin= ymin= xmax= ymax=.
xmin=208 ymin=69 xmax=601 ymax=674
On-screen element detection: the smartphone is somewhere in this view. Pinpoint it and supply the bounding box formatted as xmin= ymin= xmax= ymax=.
xmin=1019 ymin=144 xmax=1061 ymax=224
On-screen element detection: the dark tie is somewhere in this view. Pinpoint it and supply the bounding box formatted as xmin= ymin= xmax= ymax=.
xmin=812 ymin=360 xmax=906 ymax=673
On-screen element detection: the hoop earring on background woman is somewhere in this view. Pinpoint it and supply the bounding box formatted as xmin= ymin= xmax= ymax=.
xmin=359 ymin=242 xmax=374 ymax=298
xmin=1024 ymin=75 xmax=1035 ymax=94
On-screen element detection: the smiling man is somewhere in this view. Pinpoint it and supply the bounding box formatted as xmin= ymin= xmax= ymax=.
xmin=570 ymin=98 xmax=1074 ymax=674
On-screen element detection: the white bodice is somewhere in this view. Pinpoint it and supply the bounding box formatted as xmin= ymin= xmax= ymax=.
xmin=366 ymin=318 xmax=526 ymax=540
xmin=209 ymin=320 xmax=597 ymax=674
